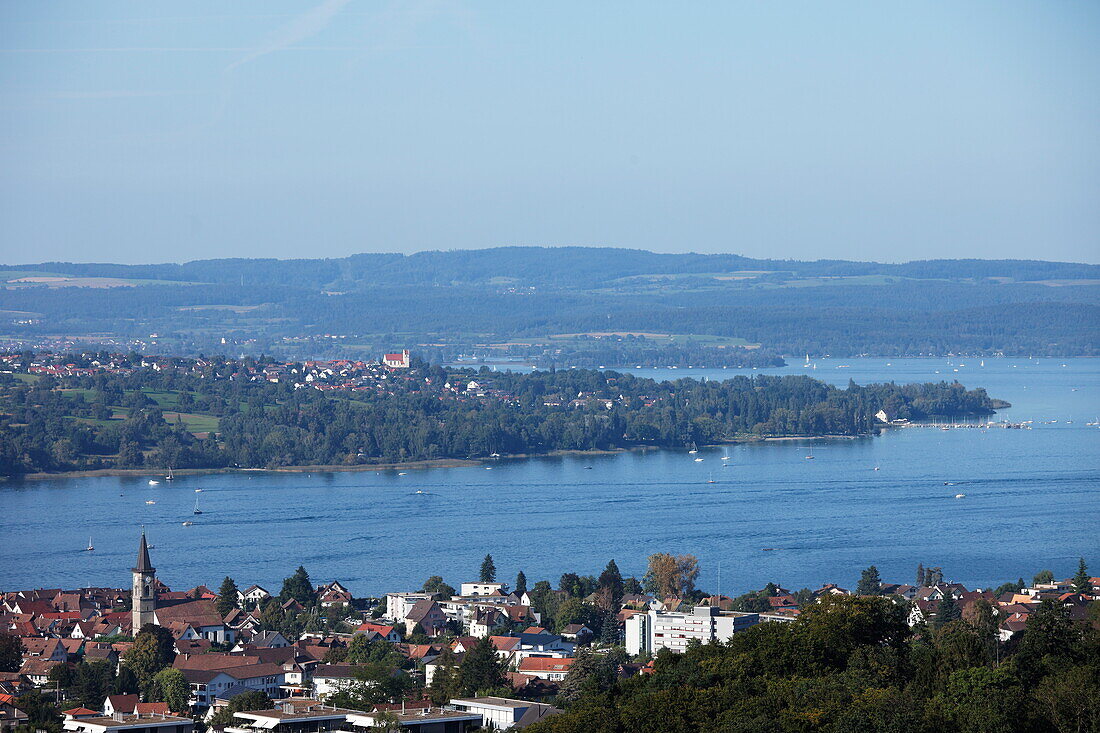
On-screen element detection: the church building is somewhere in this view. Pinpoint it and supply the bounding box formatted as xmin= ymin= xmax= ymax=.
xmin=129 ymin=532 xmax=235 ymax=644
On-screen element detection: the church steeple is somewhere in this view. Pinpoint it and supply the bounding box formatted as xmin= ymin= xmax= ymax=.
xmin=131 ymin=530 xmax=157 ymax=631
xmin=133 ymin=531 xmax=155 ymax=573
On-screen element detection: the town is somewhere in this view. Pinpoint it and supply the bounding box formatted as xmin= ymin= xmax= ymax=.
xmin=1 ymin=534 xmax=1096 ymax=732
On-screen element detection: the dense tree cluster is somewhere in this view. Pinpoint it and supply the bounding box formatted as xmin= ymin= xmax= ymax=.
xmin=0 ymin=362 xmax=1001 ymax=475
xmin=528 ymin=595 xmax=1100 ymax=733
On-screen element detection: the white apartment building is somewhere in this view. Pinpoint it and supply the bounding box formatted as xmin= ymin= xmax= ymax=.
xmin=384 ymin=592 xmax=434 ymax=622
xmin=625 ymin=606 xmax=791 ymax=655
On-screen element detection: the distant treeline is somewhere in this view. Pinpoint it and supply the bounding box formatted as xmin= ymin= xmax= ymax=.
xmin=0 ymin=361 xmax=1000 ymax=476
xmin=415 ymin=341 xmax=787 ymax=369
xmin=7 ymin=247 xmax=1099 ymax=288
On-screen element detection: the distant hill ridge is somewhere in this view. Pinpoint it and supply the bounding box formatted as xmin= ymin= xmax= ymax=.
xmin=6 ymin=246 xmax=1099 ymax=290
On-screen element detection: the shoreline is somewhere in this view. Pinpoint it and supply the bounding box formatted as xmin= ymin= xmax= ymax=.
xmin=5 ymin=438 xmax=871 ymax=481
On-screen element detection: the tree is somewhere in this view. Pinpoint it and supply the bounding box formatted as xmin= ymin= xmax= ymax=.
xmin=1071 ymin=558 xmax=1090 ymax=595
xmin=936 ymin=594 xmax=962 ymax=628
xmin=124 ymin=624 xmax=176 ymax=692
xmin=0 ymin=632 xmax=23 ymax=672
xmin=857 ymin=565 xmax=883 ymax=596
xmin=623 ymin=576 xmax=643 ymax=595
xmin=916 ymin=563 xmax=925 ymax=588
xmin=421 ymin=576 xmax=456 ymax=598
xmin=216 ymin=576 xmax=240 ymax=618
xmin=558 ymin=647 xmax=599 ymax=705
xmin=515 ymin=570 xmax=528 ymax=595
xmin=642 ymin=553 xmax=699 ymax=598
xmin=427 ymin=647 xmax=460 ymax=705
xmin=479 ymin=554 xmax=496 ymax=583
xmin=456 ymin=636 xmax=506 ymax=695
xmin=15 ymin=690 xmax=62 ymax=733
xmin=280 ymin=566 xmax=314 ymax=605
xmin=1033 ymin=569 xmax=1055 ymax=586
xmin=598 ymin=560 xmax=624 ymax=609
xmin=151 ymin=668 xmax=189 ymax=712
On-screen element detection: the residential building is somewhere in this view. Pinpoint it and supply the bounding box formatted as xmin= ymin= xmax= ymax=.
xmin=449 ymin=697 xmax=561 ymax=729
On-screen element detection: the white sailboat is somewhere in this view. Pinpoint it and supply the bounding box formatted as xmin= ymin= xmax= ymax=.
xmin=688 ymin=442 xmax=698 ymax=454
xmin=193 ymin=498 xmax=202 ymax=515
xmin=84 ymin=537 xmax=94 ymax=551
xmin=165 ymin=467 xmax=175 ymax=481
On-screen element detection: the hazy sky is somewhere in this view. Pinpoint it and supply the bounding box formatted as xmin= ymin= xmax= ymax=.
xmin=2 ymin=1 xmax=1098 ymax=264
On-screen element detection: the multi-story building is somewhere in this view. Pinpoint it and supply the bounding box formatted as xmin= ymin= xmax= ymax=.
xmin=625 ymin=605 xmax=792 ymax=655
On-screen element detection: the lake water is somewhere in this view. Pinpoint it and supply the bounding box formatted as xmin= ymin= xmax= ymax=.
xmin=2 ymin=358 xmax=1097 ymax=598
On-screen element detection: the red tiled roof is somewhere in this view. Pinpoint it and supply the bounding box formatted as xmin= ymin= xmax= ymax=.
xmin=519 ymin=657 xmax=575 ymax=673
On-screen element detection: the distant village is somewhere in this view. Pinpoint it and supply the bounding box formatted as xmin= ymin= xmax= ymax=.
xmin=1 ymin=350 xmax=640 ymax=411
xmin=1 ymin=534 xmax=1097 ymax=732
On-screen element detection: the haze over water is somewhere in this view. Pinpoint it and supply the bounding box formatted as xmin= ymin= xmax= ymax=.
xmin=2 ymin=358 xmax=1096 ymax=597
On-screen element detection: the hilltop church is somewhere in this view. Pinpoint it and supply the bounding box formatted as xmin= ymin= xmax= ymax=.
xmin=130 ymin=532 xmax=234 ymax=644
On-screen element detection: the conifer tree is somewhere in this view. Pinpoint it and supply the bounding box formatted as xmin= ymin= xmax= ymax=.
xmin=915 ymin=563 xmax=924 ymax=588
xmin=1071 ymin=558 xmax=1090 ymax=595
xmin=857 ymin=565 xmax=882 ymax=596
xmin=479 ymin=554 xmax=496 ymax=583
xmin=216 ymin=576 xmax=239 ymax=618
xmin=935 ymin=593 xmax=961 ymax=627
xmin=280 ymin=566 xmax=314 ymax=605
xmin=456 ymin=636 xmax=506 ymax=695
xmin=514 ymin=570 xmax=527 ymax=595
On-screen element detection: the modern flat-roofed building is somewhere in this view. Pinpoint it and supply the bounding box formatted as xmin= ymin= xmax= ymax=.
xmin=625 ymin=605 xmax=793 ymax=655
xmin=63 ymin=712 xmax=194 ymax=733
xmin=449 ymin=697 xmax=560 ymax=729
xmin=224 ymin=700 xmax=354 ymax=733
xmin=346 ymin=708 xmax=482 ymax=733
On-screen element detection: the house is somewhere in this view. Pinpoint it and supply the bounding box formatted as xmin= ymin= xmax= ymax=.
xmin=19 ymin=659 xmax=63 ymax=686
xmin=316 ymin=582 xmax=352 ymax=608
xmin=0 ymin=692 xmax=29 ymax=732
xmin=385 ymin=593 xmax=435 ymax=622
xmin=177 ymin=664 xmax=286 ymax=708
xmin=559 ymin=624 xmax=593 ymax=642
xmin=310 ymin=664 xmax=358 ymax=700
xmin=517 ymin=657 xmax=574 ymax=682
xmin=354 ymin=622 xmax=401 ymax=643
xmin=237 ymin=586 xmax=271 ymax=607
xmin=404 ymin=599 xmax=447 ymax=636
xmin=154 ymin=599 xmax=234 ymax=644
xmin=469 ymin=607 xmax=507 ymax=638
xmin=460 ymin=582 xmax=504 ymax=597
xmin=244 ymin=631 xmax=289 ymax=649
xmin=102 ymin=695 xmax=140 ymax=716
xmin=449 ymin=697 xmax=562 ymax=729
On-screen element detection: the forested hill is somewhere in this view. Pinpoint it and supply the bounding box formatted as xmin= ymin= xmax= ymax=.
xmin=6 ymin=247 xmax=1099 ymax=289
xmin=3 ymin=247 xmax=1098 ymax=359
xmin=0 ymin=356 xmax=1001 ymax=476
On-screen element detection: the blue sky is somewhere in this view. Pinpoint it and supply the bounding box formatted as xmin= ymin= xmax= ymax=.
xmin=2 ymin=1 xmax=1098 ymax=264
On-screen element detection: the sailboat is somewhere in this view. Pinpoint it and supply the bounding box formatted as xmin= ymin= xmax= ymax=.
xmin=193 ymin=498 xmax=203 ymax=515
xmin=84 ymin=537 xmax=94 ymax=551
xmin=706 ymin=473 xmax=716 ymax=484
xmin=805 ymin=446 xmax=815 ymax=460
xmin=688 ymin=442 xmax=698 ymax=454
xmin=165 ymin=467 xmax=175 ymax=481
xmin=804 ymin=354 xmax=811 ymax=367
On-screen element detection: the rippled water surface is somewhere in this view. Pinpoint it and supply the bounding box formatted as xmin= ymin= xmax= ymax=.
xmin=2 ymin=357 xmax=1097 ymax=596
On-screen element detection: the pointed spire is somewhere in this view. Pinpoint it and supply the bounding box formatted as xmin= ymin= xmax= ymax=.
xmin=133 ymin=530 xmax=155 ymax=573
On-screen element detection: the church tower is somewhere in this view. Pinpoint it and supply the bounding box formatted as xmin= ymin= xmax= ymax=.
xmin=131 ymin=531 xmax=156 ymax=631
